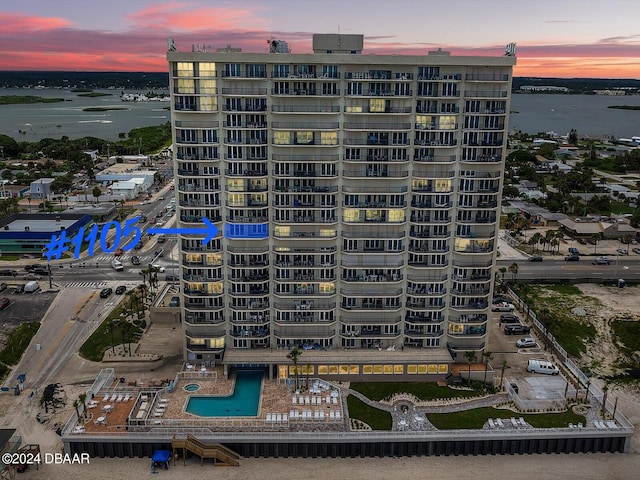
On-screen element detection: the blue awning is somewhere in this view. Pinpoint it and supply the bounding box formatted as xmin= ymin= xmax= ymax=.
xmin=151 ymin=450 xmax=171 ymax=463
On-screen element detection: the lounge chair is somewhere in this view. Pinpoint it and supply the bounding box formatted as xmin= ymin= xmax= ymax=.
xmin=311 ymin=397 xmax=317 ymax=406
xmin=606 ymin=420 xmax=617 ymax=429
xmin=305 ymin=396 xmax=310 ymax=405
xmin=123 ymin=394 xmax=131 ymax=402
xmin=276 ymin=414 xmax=282 ymax=424
xmin=111 ymin=393 xmax=119 ymax=402
xmin=103 ymin=394 xmax=109 ymax=402
xmin=335 ymin=411 xmax=341 ymax=420
xmin=266 ymin=413 xmax=272 ymax=424
xmin=329 ymin=411 xmax=335 ymax=420
xmin=326 ymin=395 xmax=331 ymax=405
xmin=314 ymin=411 xmax=320 ymax=421
xmin=292 ymin=396 xmax=297 ymax=405
xmin=496 ymin=418 xmax=504 ymax=427
xmin=283 ymin=414 xmax=288 ymax=423
xmin=519 ymin=417 xmax=526 ymax=427
xmin=488 ymin=419 xmax=495 ymax=429
xmin=332 ymin=397 xmax=338 ymax=405
xmin=319 ymin=411 xmax=325 ymax=420
xmin=511 ymin=417 xmax=518 ymax=427
xmin=116 ymin=394 xmax=123 ymax=402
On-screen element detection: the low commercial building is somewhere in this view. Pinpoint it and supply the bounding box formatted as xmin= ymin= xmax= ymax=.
xmin=0 ymin=213 xmax=92 ymax=254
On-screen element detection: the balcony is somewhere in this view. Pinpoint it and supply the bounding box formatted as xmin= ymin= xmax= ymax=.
xmin=271 ymin=105 xmax=341 ymax=113
xmin=340 ymin=302 xmax=402 ymax=311
xmin=404 ymin=328 xmax=443 ymax=338
xmin=342 ymin=169 xmax=409 ymax=179
xmin=229 ymin=301 xmax=269 ymax=310
xmin=341 ymin=273 xmax=402 ymax=282
xmin=461 ymin=155 xmax=502 ymax=163
xmin=464 ymin=90 xmax=508 ymax=98
xmin=221 ymin=87 xmax=268 ymax=96
xmin=224 ymin=169 xmax=267 ymax=177
xmin=231 ymin=327 xmax=270 ymax=339
xmin=413 ymin=154 xmax=456 ymax=163
xmin=274 ymin=301 xmax=336 ymax=311
xmin=344 ymin=106 xmax=412 ymax=114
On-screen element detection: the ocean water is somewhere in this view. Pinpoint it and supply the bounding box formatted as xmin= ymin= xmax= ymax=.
xmin=2 ymin=88 xmax=640 ymax=142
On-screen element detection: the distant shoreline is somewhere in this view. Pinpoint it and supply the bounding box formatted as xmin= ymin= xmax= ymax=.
xmin=0 ymin=95 xmax=66 ymax=105
xmin=608 ymin=105 xmax=640 ymax=111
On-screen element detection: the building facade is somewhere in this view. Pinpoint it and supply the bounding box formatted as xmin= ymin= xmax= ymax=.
xmin=167 ymin=34 xmax=515 ymax=379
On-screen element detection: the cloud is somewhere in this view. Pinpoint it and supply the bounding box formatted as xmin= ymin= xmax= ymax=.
xmin=0 ymin=13 xmax=72 ymax=34
xmin=125 ymin=2 xmax=267 ymax=32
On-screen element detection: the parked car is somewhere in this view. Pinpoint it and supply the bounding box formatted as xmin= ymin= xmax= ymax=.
xmin=131 ymin=256 xmax=141 ymax=265
xmin=99 ymin=287 xmax=113 ymax=298
xmin=568 ymin=247 xmax=580 ymax=254
xmin=0 ymin=282 xmax=6 ymax=293
xmin=633 ymin=248 xmax=640 ymax=254
xmin=0 ymin=297 xmax=10 ymax=311
xmin=492 ymin=295 xmax=509 ymax=304
xmin=577 ymin=238 xmax=587 ymax=245
xmin=504 ymin=324 xmax=531 ymax=335
xmin=23 ymin=273 xmax=41 ymax=280
xmin=516 ymin=337 xmax=537 ymax=348
xmin=500 ymin=313 xmax=519 ymax=323
xmin=0 ymin=269 xmax=17 ymax=277
xmin=617 ymin=249 xmax=628 ymax=256
xmin=491 ymin=302 xmax=515 ymax=312
xmin=151 ymin=264 xmax=165 ymax=273
xmin=32 ymin=268 xmax=49 ymax=276
xmin=528 ymin=256 xmax=543 ymax=262
xmin=115 ymin=285 xmax=127 ymax=295
xmin=592 ymin=256 xmax=611 ymax=265
xmin=13 ymin=285 xmax=25 ymax=294
xmin=564 ymin=255 xmax=580 ymax=261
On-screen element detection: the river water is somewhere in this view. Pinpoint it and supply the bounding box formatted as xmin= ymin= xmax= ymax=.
xmin=1 ymin=88 xmax=640 ymax=142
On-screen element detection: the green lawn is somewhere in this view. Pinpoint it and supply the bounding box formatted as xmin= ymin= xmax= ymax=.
xmin=0 ymin=322 xmax=40 ymax=367
xmin=350 ymin=382 xmax=480 ymax=401
xmin=346 ymin=395 xmax=392 ymax=430
xmin=79 ymin=306 xmax=142 ymax=361
xmin=427 ymin=407 xmax=585 ymax=430
xmin=611 ymin=320 xmax=640 ymax=368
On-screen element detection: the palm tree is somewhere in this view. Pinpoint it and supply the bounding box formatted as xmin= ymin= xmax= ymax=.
xmin=463 ymin=350 xmax=477 ymax=386
xmin=590 ymin=233 xmax=600 ymax=255
xmin=73 ymin=399 xmax=80 ymax=421
xmin=622 ymin=234 xmax=634 ymax=254
xmin=286 ymin=347 xmax=302 ymax=390
xmin=121 ymin=320 xmax=134 ymax=356
xmin=529 ymin=232 xmax=542 ymax=253
xmin=78 ymin=393 xmax=87 ymax=420
xmin=482 ymin=351 xmax=493 ymax=390
xmin=499 ymin=360 xmax=509 ymax=391
xmin=508 ymin=262 xmax=519 ymax=282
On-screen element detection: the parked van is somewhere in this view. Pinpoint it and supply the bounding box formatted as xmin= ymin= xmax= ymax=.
xmin=24 ymin=280 xmax=40 ymax=293
xmin=526 ymin=359 xmax=559 ymax=375
xmin=111 ymin=258 xmax=124 ymax=271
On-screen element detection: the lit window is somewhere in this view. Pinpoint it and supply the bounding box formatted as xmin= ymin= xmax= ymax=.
xmin=440 ymin=115 xmax=456 ymax=129
xmin=365 ymin=210 xmax=381 ymax=221
xmin=369 ymin=99 xmax=386 ymax=112
xmin=278 ymin=365 xmax=288 ymax=379
xmin=274 ymin=131 xmax=291 ymax=145
xmin=373 ymin=365 xmax=383 ymax=374
xmin=209 ymin=337 xmax=225 ymax=348
xmin=362 ymin=365 xmax=373 ymax=374
xmin=227 ymin=179 xmax=245 ymax=192
xmin=416 ymin=115 xmax=433 ymax=128
xmin=185 ymin=253 xmax=202 ymax=263
xmin=418 ymin=365 xmax=428 ymax=374
xmin=320 ymin=229 xmax=336 ymax=237
xmin=198 ymin=79 xmax=217 ymax=94
xmin=227 ymin=193 xmax=244 ymax=206
xmin=343 ymin=209 xmax=359 ymax=222
xmin=339 ymin=365 xmax=349 ymax=375
xmin=176 ymin=79 xmax=195 ymax=94
xmin=329 ymin=365 xmax=339 ymax=375
xmin=427 ymin=364 xmax=438 ymax=374
xmin=388 ymin=209 xmax=405 ymax=222
xmin=274 ymin=226 xmax=290 ymax=237
xmin=438 ymin=364 xmax=448 ymax=374
xmin=407 ymin=365 xmax=418 ymax=374
xmin=198 ymin=62 xmax=216 ymax=77
xmin=206 ymin=253 xmax=222 ymax=265
xmin=394 ymin=365 xmax=404 ymax=374
xmin=318 ymin=365 xmax=328 ymax=375
xmin=296 ymin=131 xmax=313 ymax=144
xmin=345 ymin=105 xmax=363 ymax=113
xmin=199 ymin=96 xmax=217 ymax=111
xmin=350 ymin=365 xmax=359 ymax=374
xmin=383 ymin=365 xmax=393 ymax=374
xmin=454 ymin=238 xmax=471 ymax=252
xmin=210 ymin=282 xmax=223 ymax=294
xmin=319 ymin=282 xmax=335 ymax=294
xmin=435 ymin=179 xmax=451 ymax=192
xmin=177 ymin=62 xmax=193 ymax=77
xmin=321 ymin=131 xmax=337 ymax=145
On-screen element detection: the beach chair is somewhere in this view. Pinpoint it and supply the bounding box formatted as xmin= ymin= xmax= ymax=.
xmin=332 ymin=397 xmax=338 ymax=405
xmin=314 ymin=411 xmax=320 ymax=421
xmin=511 ymin=417 xmax=518 ymax=427
xmin=496 ymin=418 xmax=504 ymax=428
xmin=335 ymin=411 xmax=341 ymax=420
xmin=103 ymin=394 xmax=109 ymax=402
xmin=326 ymin=395 xmax=331 ymax=405
xmin=276 ymin=414 xmax=282 ymax=424
xmin=116 ymin=394 xmax=123 ymax=402
xmin=266 ymin=414 xmax=272 ymax=424
xmin=606 ymin=420 xmax=617 ymax=429
xmin=488 ymin=419 xmax=495 ymax=429
xmin=577 ymin=422 xmax=583 ymax=428
xmin=283 ymin=414 xmax=288 ymax=423
xmin=519 ymin=417 xmax=526 ymax=427
xmin=111 ymin=393 xmax=118 ymax=402
xmin=292 ymin=396 xmax=297 ymax=405
xmin=569 ymin=423 xmax=575 ymax=429
xmin=311 ymin=396 xmax=317 ymax=406
xmin=305 ymin=396 xmax=310 ymax=405
xmin=123 ymin=394 xmax=131 ymax=402
xmin=330 ymin=411 xmax=335 ymax=420
xmin=319 ymin=411 xmax=325 ymax=421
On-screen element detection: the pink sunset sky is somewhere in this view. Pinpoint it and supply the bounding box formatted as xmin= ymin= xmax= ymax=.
xmin=2 ymin=0 xmax=639 ymax=78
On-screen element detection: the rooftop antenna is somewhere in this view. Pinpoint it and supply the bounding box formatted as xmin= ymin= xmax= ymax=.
xmin=505 ymin=42 xmax=516 ymax=56
xmin=167 ymin=37 xmax=176 ymax=52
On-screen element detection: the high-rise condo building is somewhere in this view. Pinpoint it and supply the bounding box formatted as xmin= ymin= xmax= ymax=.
xmin=166 ymin=34 xmax=515 ymax=380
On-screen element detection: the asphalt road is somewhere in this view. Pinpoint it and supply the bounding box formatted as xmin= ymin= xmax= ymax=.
xmin=497 ymin=256 xmax=640 ymax=281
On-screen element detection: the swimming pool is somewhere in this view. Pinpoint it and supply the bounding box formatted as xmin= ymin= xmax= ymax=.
xmin=185 ymin=370 xmax=263 ymax=417
xmin=183 ymin=383 xmax=201 ymax=392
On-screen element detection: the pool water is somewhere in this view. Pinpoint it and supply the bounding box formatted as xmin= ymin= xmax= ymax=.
xmin=185 ymin=370 xmax=263 ymax=417
xmin=184 ymin=383 xmax=200 ymax=392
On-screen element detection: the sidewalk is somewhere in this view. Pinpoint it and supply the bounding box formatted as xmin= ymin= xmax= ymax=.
xmin=497 ymin=232 xmax=528 ymax=260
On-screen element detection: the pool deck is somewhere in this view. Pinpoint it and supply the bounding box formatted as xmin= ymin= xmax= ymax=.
xmin=73 ymin=367 xmax=346 ymax=434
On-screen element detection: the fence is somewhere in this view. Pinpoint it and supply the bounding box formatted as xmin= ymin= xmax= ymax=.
xmin=507 ymin=287 xmax=634 ymax=430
